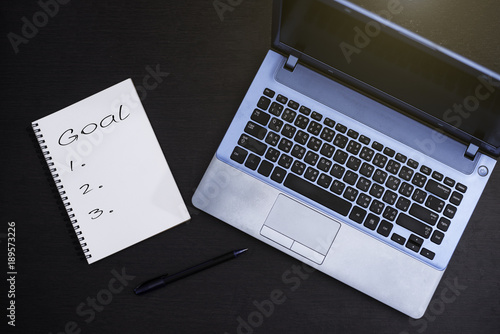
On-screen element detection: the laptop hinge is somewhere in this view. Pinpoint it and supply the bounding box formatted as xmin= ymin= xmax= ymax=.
xmin=464 ymin=143 xmax=479 ymax=160
xmin=284 ymin=55 xmax=299 ymax=72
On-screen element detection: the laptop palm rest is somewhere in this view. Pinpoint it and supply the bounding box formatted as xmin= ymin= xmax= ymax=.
xmin=260 ymin=194 xmax=340 ymax=264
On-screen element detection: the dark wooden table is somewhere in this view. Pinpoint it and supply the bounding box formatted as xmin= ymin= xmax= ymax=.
xmin=1 ymin=1 xmax=499 ymax=333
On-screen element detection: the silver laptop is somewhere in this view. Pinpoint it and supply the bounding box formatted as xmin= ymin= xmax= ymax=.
xmin=193 ymin=0 xmax=500 ymax=318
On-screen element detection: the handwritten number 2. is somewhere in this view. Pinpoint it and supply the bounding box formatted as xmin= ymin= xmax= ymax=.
xmin=80 ymin=184 xmax=92 ymax=195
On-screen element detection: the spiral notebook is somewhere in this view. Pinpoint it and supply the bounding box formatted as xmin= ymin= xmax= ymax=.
xmin=32 ymin=79 xmax=190 ymax=264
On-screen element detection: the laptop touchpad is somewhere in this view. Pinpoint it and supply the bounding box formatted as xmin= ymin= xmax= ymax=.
xmin=260 ymin=195 xmax=341 ymax=264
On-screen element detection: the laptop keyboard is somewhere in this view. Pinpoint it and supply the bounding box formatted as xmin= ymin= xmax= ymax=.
xmin=229 ymin=88 xmax=468 ymax=262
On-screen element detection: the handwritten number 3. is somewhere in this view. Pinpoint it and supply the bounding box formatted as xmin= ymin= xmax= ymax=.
xmin=88 ymin=209 xmax=103 ymax=220
xmin=80 ymin=184 xmax=93 ymax=195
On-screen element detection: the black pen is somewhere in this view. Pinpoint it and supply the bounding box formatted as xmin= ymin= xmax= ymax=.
xmin=134 ymin=248 xmax=248 ymax=295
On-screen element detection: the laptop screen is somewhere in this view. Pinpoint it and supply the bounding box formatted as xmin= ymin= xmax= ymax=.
xmin=276 ymin=0 xmax=500 ymax=156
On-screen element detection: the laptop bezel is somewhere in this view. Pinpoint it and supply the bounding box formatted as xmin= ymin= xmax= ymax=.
xmin=271 ymin=0 xmax=500 ymax=157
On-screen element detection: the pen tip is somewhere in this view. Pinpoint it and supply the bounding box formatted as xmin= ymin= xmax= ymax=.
xmin=234 ymin=248 xmax=248 ymax=256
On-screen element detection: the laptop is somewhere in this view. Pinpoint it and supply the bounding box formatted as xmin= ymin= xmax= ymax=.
xmin=193 ymin=0 xmax=500 ymax=318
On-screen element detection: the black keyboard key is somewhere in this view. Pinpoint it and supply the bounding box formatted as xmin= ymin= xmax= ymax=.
xmin=406 ymin=240 xmax=421 ymax=253
xmin=307 ymin=137 xmax=323 ymax=151
xmin=265 ymin=147 xmax=280 ymax=162
xmin=304 ymin=167 xmax=320 ymax=182
xmin=383 ymin=147 xmax=395 ymax=157
xmin=238 ymin=134 xmax=267 ymax=155
xmin=369 ymin=184 xmax=384 ymax=198
xmin=278 ymin=138 xmax=293 ymax=153
xmin=291 ymin=161 xmax=306 ymax=175
xmin=443 ymin=204 xmax=457 ymax=219
xmin=437 ymin=217 xmax=451 ymax=232
xmin=245 ymin=154 xmax=261 ymax=170
xmin=278 ymin=154 xmax=293 ymax=169
xmin=444 ymin=177 xmax=456 ymax=187
xmin=291 ymin=144 xmax=306 ymax=159
xmin=407 ymin=159 xmax=419 ymax=169
xmin=391 ymin=233 xmax=406 ymax=245
xmin=343 ymin=186 xmax=359 ymax=201
xmin=244 ymin=121 xmax=267 ymax=140
xmin=385 ymin=160 xmax=401 ymax=175
xmin=311 ymin=111 xmax=323 ymax=121
xmin=269 ymin=117 xmax=284 ymax=132
xmin=257 ymin=96 xmax=271 ymax=110
xmin=420 ymin=248 xmax=435 ymax=260
xmin=288 ymin=100 xmax=299 ymax=110
xmin=350 ymin=206 xmax=367 ymax=224
xmin=320 ymin=143 xmax=335 ymax=158
xmin=317 ymin=173 xmax=333 ymax=188
xmin=373 ymin=153 xmax=388 ymax=168
xmin=372 ymin=169 xmax=388 ymax=184
xmin=412 ymin=173 xmax=427 ymax=188
xmin=265 ymin=132 xmax=280 ymax=146
xmin=377 ymin=220 xmax=393 ymax=237
xmin=299 ymin=105 xmax=311 ymax=115
xmin=276 ymin=94 xmax=288 ymax=104
xmin=396 ymin=197 xmax=411 ymax=211
xmin=382 ymin=190 xmax=397 ymax=205
xmin=263 ymin=88 xmax=275 ymax=98
xmin=347 ymin=129 xmax=359 ymax=139
xmin=412 ymin=189 xmax=427 ymax=204
xmin=304 ymin=151 xmax=319 ymax=166
xmin=317 ymin=157 xmax=333 ymax=172
xmin=456 ymin=183 xmax=467 ymax=193
xmin=359 ymin=163 xmax=375 ymax=178
xmin=331 ymin=180 xmax=346 ymax=195
xmin=425 ymin=195 xmax=445 ymax=213
xmin=320 ymin=127 xmax=336 ymax=142
xmin=294 ymin=130 xmax=309 ymax=145
xmin=269 ymin=102 xmax=284 ymax=116
xmin=282 ymin=108 xmax=297 ymax=123
xmin=231 ymin=146 xmax=248 ymax=164
xmin=346 ymin=140 xmax=362 ymax=155
xmin=399 ymin=182 xmax=414 ymax=197
xmin=364 ymin=213 xmax=380 ymax=230
xmin=449 ymin=191 xmax=463 ymax=206
xmin=324 ymin=117 xmax=335 ymax=128
xmin=356 ymin=177 xmax=371 ymax=192
xmin=356 ymin=193 xmax=372 ymax=208
xmin=399 ymin=166 xmax=414 ymax=181
xmin=409 ymin=203 xmax=438 ymax=226
xmin=409 ymin=234 xmax=424 ymax=246
xmin=425 ymin=179 xmax=451 ymax=200
xmin=333 ymin=150 xmax=348 ymax=164
xmin=251 ymin=109 xmax=271 ymax=126
xmin=385 ymin=175 xmax=401 ymax=191
xmin=395 ymin=153 xmax=407 ymax=163
xmin=369 ymin=200 xmax=385 ymax=215
xmin=420 ymin=165 xmax=432 ymax=175
xmin=294 ymin=115 xmax=309 ymax=129
xmin=335 ymin=123 xmax=347 ymax=133
xmin=271 ymin=166 xmax=286 ymax=183
xmin=372 ymin=141 xmax=384 ymax=151
xmin=343 ymin=171 xmax=358 ymax=185
xmin=281 ymin=124 xmax=297 ymax=139
xmin=383 ymin=206 xmax=397 ymax=221
xmin=359 ymin=147 xmax=374 ymax=161
xmin=346 ymin=156 xmax=361 ymax=171
xmin=431 ymin=230 xmax=444 ymax=245
xmin=307 ymin=121 xmax=323 ymax=136
xmin=359 ymin=135 xmax=370 ymax=145
xmin=284 ymin=173 xmax=352 ymax=216
xmin=396 ymin=213 xmax=433 ymax=238
xmin=258 ymin=160 xmax=274 ymax=177
xmin=330 ymin=164 xmax=345 ymax=179
xmin=432 ymin=171 xmax=444 ymax=181
xmin=333 ymin=134 xmax=349 ymax=149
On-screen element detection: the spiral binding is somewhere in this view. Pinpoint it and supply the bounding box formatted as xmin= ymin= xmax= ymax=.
xmin=32 ymin=122 xmax=92 ymax=259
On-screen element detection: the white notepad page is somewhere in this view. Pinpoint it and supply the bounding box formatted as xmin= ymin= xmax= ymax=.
xmin=32 ymin=79 xmax=190 ymax=264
